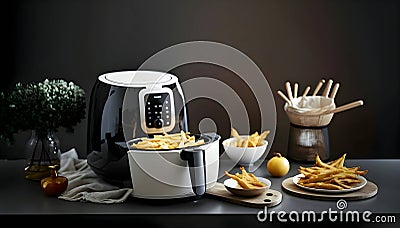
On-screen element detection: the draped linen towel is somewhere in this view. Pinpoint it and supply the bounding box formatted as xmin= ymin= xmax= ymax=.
xmin=57 ymin=148 xmax=133 ymax=203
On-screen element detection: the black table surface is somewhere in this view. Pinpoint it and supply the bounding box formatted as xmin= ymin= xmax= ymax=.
xmin=1 ymin=158 xmax=399 ymax=226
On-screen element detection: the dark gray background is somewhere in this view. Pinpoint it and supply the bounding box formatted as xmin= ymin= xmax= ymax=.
xmin=1 ymin=0 xmax=399 ymax=160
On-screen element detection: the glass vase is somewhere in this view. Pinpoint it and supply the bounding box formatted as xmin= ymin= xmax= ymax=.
xmin=24 ymin=130 xmax=61 ymax=181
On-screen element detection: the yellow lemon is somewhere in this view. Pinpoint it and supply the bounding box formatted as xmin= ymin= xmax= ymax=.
xmin=267 ymin=152 xmax=290 ymax=177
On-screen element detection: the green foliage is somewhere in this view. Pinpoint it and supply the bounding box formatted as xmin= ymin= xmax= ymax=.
xmin=0 ymin=79 xmax=86 ymax=144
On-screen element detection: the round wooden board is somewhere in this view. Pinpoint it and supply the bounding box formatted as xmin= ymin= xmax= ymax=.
xmin=281 ymin=177 xmax=378 ymax=201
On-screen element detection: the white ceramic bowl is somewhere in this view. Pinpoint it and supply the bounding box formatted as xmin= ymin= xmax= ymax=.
xmin=224 ymin=176 xmax=271 ymax=197
xmin=222 ymin=137 xmax=268 ymax=166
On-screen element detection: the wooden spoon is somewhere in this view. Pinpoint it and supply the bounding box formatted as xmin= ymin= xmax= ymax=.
xmin=322 ymin=100 xmax=364 ymax=115
xmin=312 ymin=79 xmax=325 ymax=96
xmin=277 ymin=90 xmax=292 ymax=106
xmin=329 ymin=83 xmax=340 ymax=99
xmin=285 ymin=81 xmax=294 ymax=102
xmin=322 ymin=79 xmax=334 ymax=97
xmin=293 ymin=83 xmax=298 ymax=98
xmin=299 ymin=86 xmax=311 ymax=107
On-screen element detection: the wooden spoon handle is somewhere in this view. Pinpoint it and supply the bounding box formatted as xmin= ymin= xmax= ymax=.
xmin=329 ymin=83 xmax=340 ymax=99
xmin=285 ymin=81 xmax=294 ymax=101
xmin=322 ymin=79 xmax=334 ymax=97
xmin=300 ymin=86 xmax=311 ymax=104
xmin=312 ymin=79 xmax=325 ymax=96
xmin=325 ymin=100 xmax=364 ymax=114
xmin=277 ymin=90 xmax=292 ymax=106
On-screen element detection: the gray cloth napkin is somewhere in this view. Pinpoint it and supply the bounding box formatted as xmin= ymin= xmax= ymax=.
xmin=57 ymin=148 xmax=133 ymax=203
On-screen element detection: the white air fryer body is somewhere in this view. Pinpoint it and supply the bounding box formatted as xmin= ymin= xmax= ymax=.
xmin=127 ymin=133 xmax=220 ymax=199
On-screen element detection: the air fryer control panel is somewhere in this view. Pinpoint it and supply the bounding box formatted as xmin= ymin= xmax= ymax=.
xmin=139 ymin=87 xmax=176 ymax=134
xmin=144 ymin=93 xmax=172 ymax=128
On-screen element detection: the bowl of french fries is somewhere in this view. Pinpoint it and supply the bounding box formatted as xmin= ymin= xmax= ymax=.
xmin=224 ymin=167 xmax=271 ymax=197
xmin=223 ymin=128 xmax=270 ymax=166
xmin=293 ymin=153 xmax=368 ymax=193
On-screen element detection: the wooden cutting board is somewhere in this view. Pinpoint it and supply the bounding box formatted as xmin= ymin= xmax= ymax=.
xmin=281 ymin=177 xmax=378 ymax=200
xmin=205 ymin=182 xmax=282 ymax=208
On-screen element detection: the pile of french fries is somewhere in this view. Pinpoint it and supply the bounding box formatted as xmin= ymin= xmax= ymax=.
xmin=131 ymin=131 xmax=205 ymax=150
xmin=297 ymin=153 xmax=368 ymax=190
xmin=229 ymin=128 xmax=270 ymax=147
xmin=224 ymin=167 xmax=266 ymax=189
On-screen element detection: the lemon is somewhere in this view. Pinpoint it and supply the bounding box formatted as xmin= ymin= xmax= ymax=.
xmin=267 ymin=152 xmax=290 ymax=177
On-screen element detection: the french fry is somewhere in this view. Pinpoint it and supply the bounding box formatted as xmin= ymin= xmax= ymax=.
xmin=315 ymin=154 xmax=334 ymax=169
xmin=131 ymin=131 xmax=205 ymax=150
xmin=302 ymin=182 xmax=343 ymax=190
xmin=231 ymin=128 xmax=240 ymax=138
xmin=225 ymin=171 xmax=252 ymax=189
xmin=230 ymin=128 xmax=270 ymax=148
xmin=225 ymin=167 xmax=266 ymax=189
xmin=258 ymin=130 xmax=270 ymax=145
xmin=337 ymin=153 xmax=346 ymax=168
xmin=248 ymin=173 xmax=266 ymax=187
xmin=333 ymin=178 xmax=352 ymax=189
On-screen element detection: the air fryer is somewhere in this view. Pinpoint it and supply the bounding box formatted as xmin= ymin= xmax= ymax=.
xmin=87 ymin=71 xmax=188 ymax=187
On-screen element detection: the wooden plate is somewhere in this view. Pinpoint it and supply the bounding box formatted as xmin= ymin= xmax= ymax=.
xmin=206 ymin=182 xmax=282 ymax=208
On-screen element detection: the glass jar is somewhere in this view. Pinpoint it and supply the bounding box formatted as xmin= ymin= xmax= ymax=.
xmin=287 ymin=123 xmax=330 ymax=163
xmin=24 ymin=130 xmax=61 ymax=181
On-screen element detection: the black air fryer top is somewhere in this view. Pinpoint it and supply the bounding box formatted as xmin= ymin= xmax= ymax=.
xmin=86 ymin=71 xmax=188 ymax=187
